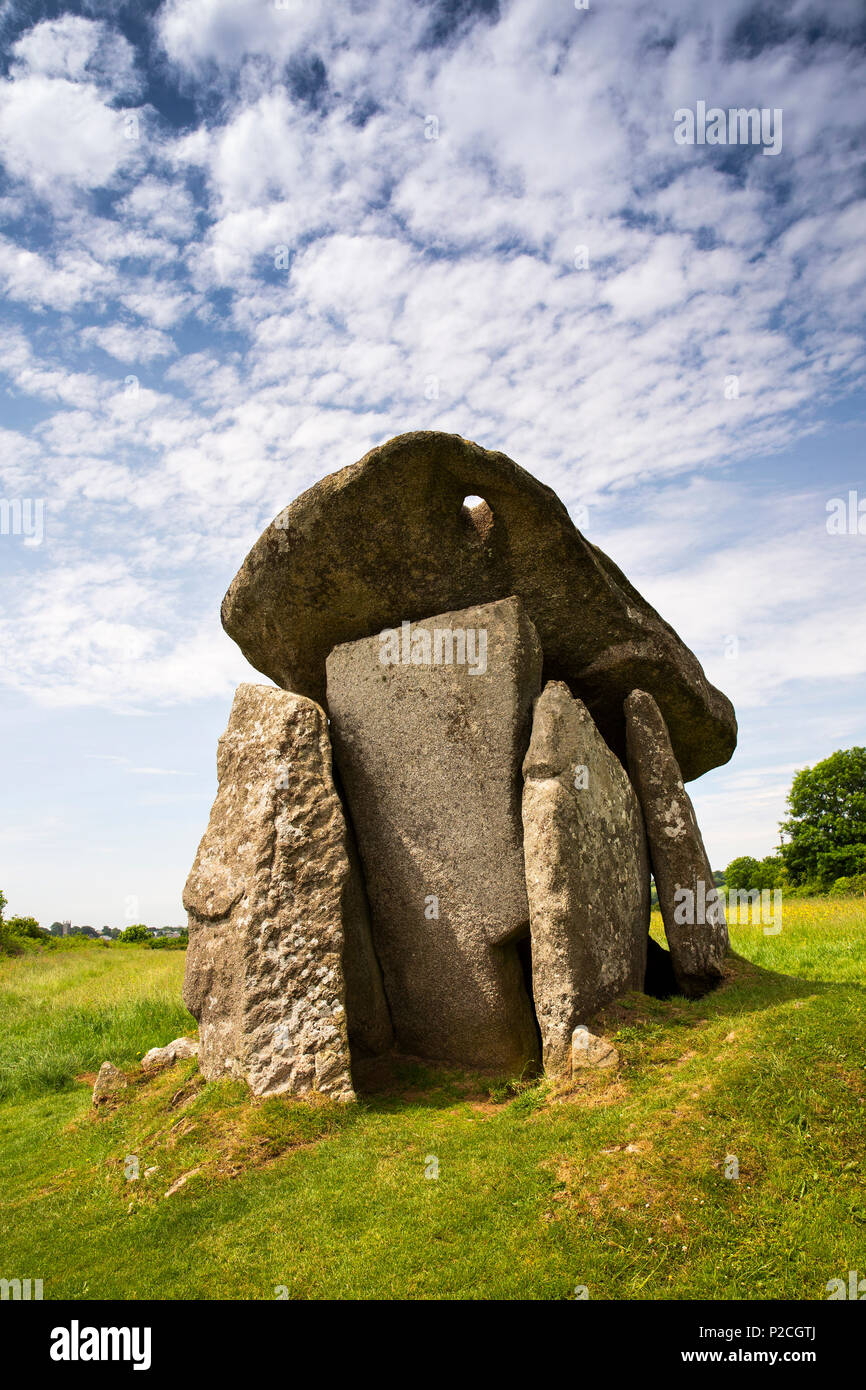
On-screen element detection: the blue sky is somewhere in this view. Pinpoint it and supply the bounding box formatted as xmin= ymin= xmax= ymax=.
xmin=1 ymin=0 xmax=864 ymax=927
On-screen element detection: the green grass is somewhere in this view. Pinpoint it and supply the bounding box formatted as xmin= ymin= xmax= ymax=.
xmin=0 ymin=945 xmax=193 ymax=1100
xmin=1 ymin=904 xmax=864 ymax=1300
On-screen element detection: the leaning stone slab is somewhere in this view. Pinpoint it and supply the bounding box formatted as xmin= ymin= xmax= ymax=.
xmin=182 ymin=684 xmax=391 ymax=1100
xmin=522 ymin=681 xmax=649 ymax=1075
xmin=624 ymin=688 xmax=728 ymax=997
xmin=326 ymin=596 xmax=541 ymax=1072
xmin=222 ymin=431 xmax=736 ymax=781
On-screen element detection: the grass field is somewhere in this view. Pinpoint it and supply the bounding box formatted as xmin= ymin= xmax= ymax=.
xmin=1 ymin=903 xmax=864 ymax=1301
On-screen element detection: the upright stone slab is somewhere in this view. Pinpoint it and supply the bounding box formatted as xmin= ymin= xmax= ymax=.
xmin=522 ymin=681 xmax=650 ymax=1075
xmin=182 ymin=683 xmax=392 ymax=1099
xmin=326 ymin=596 xmax=541 ymax=1072
xmin=624 ymin=688 xmax=728 ymax=996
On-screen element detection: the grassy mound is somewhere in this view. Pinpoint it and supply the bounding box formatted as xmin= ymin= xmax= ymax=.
xmin=0 ymin=902 xmax=864 ymax=1300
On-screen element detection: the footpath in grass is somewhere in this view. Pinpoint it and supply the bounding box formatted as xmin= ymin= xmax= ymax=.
xmin=0 ymin=903 xmax=864 ymax=1300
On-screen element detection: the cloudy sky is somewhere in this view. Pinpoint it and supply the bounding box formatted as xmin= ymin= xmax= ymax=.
xmin=1 ymin=0 xmax=864 ymax=928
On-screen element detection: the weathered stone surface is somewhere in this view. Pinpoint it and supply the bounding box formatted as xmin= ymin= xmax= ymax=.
xmin=522 ymin=681 xmax=650 ymax=1075
xmin=92 ymin=1060 xmax=127 ymax=1104
xmin=141 ymin=1037 xmax=199 ymax=1070
xmin=571 ymin=1026 xmax=619 ymax=1071
xmin=624 ymin=688 xmax=729 ymax=996
xmin=326 ymin=596 xmax=541 ymax=1071
xmin=182 ymin=683 xmax=391 ymax=1099
xmin=222 ymin=431 xmax=736 ymax=781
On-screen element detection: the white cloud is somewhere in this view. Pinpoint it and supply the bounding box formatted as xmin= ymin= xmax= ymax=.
xmin=0 ymin=74 xmax=138 ymax=194
xmin=156 ymin=0 xmax=395 ymax=79
xmin=119 ymin=178 xmax=197 ymax=239
xmin=0 ymin=0 xmax=864 ymax=922
xmin=0 ymin=236 xmax=115 ymax=310
xmin=81 ymin=322 xmax=177 ymax=363
xmin=0 ymin=0 xmax=863 ymax=759
xmin=11 ymin=14 xmax=139 ymax=91
xmin=599 ymin=479 xmax=866 ymax=714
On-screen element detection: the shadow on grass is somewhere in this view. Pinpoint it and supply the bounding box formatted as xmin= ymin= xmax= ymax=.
xmin=703 ymin=949 xmax=863 ymax=1012
xmin=351 ymin=1053 xmax=532 ymax=1112
xmin=628 ymin=948 xmax=858 ymax=1018
xmin=353 ymin=949 xmax=863 ymax=1113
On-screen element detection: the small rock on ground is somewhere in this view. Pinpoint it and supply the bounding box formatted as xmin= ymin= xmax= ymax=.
xmin=92 ymin=1060 xmax=127 ymax=1105
xmin=571 ymin=1027 xmax=619 ymax=1071
xmin=141 ymin=1037 xmax=200 ymax=1070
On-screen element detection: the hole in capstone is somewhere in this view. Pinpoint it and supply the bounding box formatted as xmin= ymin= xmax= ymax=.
xmin=460 ymin=494 xmax=494 ymax=541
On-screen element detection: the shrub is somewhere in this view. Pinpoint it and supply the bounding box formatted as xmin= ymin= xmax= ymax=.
xmin=5 ymin=916 xmax=48 ymax=940
xmin=830 ymin=873 xmax=866 ymax=897
xmin=0 ymin=923 xmax=25 ymax=956
xmin=0 ymin=896 xmax=49 ymax=955
xmin=119 ymin=923 xmax=151 ymax=944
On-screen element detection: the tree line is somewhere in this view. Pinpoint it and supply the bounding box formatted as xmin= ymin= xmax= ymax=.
xmin=723 ymin=747 xmax=866 ymax=896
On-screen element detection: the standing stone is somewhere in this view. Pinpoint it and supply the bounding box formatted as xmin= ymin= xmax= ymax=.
xmin=326 ymin=596 xmax=541 ymax=1072
xmin=522 ymin=681 xmax=650 ymax=1075
xmin=182 ymin=684 xmax=392 ymax=1100
xmin=624 ymin=688 xmax=728 ymax=996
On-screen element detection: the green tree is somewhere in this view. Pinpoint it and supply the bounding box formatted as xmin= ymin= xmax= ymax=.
xmin=0 ymin=890 xmax=9 ymax=954
xmin=724 ymin=856 xmax=762 ymax=893
xmin=119 ymin=923 xmax=151 ymax=943
xmin=0 ymin=890 xmax=25 ymax=956
xmin=725 ymin=854 xmax=785 ymax=893
xmin=757 ymin=854 xmax=784 ymax=889
xmin=780 ymin=747 xmax=866 ymax=888
xmin=5 ymin=916 xmax=46 ymax=940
